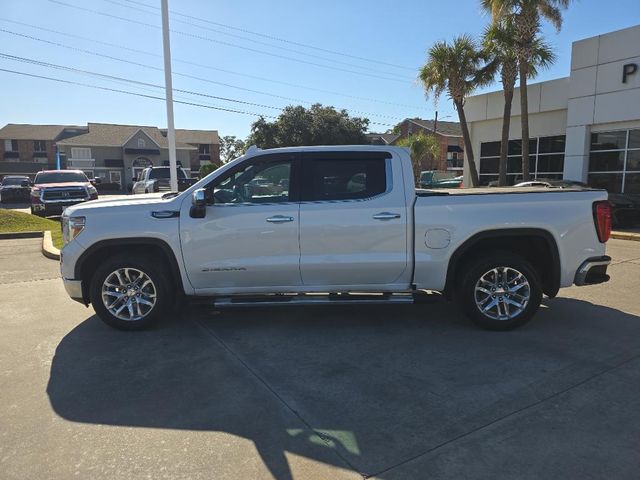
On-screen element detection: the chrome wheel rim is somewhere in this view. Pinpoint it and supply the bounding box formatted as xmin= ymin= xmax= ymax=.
xmin=474 ymin=266 xmax=530 ymax=321
xmin=101 ymin=268 xmax=157 ymax=321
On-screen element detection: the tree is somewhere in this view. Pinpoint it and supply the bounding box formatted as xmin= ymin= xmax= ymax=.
xmin=199 ymin=163 xmax=218 ymax=179
xmin=246 ymin=104 xmax=369 ymax=148
xmin=483 ymin=20 xmax=554 ymax=185
xmin=418 ymin=35 xmax=494 ymax=187
xmin=482 ymin=0 xmax=570 ymax=180
xmin=397 ymin=132 xmax=441 ymax=185
xmin=219 ymin=135 xmax=246 ymax=163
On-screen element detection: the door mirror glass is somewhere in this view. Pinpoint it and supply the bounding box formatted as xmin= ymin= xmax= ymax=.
xmin=20 ymin=180 xmax=30 ymax=187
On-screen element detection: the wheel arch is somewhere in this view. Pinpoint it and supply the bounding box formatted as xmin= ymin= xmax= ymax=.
xmin=444 ymin=228 xmax=561 ymax=299
xmin=75 ymin=237 xmax=185 ymax=304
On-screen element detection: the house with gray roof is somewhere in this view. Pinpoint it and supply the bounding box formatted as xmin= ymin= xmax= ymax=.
xmin=55 ymin=123 xmax=219 ymax=191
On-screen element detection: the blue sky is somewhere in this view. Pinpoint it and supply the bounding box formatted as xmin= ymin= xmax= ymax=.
xmin=1 ymin=0 xmax=639 ymax=138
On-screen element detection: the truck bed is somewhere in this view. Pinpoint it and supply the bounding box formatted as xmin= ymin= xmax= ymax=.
xmin=416 ymin=186 xmax=602 ymax=196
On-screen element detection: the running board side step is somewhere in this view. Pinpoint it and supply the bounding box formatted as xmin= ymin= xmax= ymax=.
xmin=213 ymin=292 xmax=418 ymax=308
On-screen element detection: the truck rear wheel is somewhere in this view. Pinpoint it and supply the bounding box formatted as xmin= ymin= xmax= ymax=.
xmin=90 ymin=254 xmax=171 ymax=330
xmin=459 ymin=252 xmax=542 ymax=330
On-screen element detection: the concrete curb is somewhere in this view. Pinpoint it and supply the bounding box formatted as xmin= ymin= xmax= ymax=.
xmin=42 ymin=230 xmax=60 ymax=260
xmin=611 ymin=231 xmax=640 ymax=242
xmin=0 ymin=231 xmax=43 ymax=240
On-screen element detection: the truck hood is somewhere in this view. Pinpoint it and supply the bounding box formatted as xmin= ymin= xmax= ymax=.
xmin=63 ymin=192 xmax=179 ymax=215
xmin=35 ymin=182 xmax=91 ymax=188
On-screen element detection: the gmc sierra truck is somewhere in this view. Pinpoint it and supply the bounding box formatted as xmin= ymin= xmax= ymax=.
xmin=60 ymin=145 xmax=612 ymax=331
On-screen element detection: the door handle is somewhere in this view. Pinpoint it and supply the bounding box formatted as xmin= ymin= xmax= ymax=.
xmin=266 ymin=215 xmax=294 ymax=223
xmin=373 ymin=212 xmax=401 ymax=221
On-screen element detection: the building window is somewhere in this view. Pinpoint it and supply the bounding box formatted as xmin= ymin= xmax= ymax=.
xmin=33 ymin=140 xmax=46 ymax=152
xmin=138 ymin=138 xmax=146 ymax=148
xmin=71 ymin=147 xmax=92 ymax=159
xmin=199 ymin=144 xmax=210 ymax=155
xmin=588 ymin=129 xmax=640 ymax=193
xmin=478 ymin=135 xmax=565 ymax=185
xmin=4 ymin=139 xmax=18 ymax=151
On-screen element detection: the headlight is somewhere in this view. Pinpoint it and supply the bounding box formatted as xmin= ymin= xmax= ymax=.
xmin=62 ymin=216 xmax=85 ymax=244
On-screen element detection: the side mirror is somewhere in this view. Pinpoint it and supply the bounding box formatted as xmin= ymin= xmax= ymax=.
xmin=94 ymin=177 xmax=102 ymax=185
xmin=21 ymin=180 xmax=30 ymax=187
xmin=190 ymin=188 xmax=207 ymax=218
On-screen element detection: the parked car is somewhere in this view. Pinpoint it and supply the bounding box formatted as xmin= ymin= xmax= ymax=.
xmin=0 ymin=175 xmax=32 ymax=203
xmin=131 ymin=166 xmax=196 ymax=194
xmin=513 ymin=179 xmax=640 ymax=227
xmin=419 ymin=170 xmax=463 ymax=189
xmin=30 ymin=170 xmax=98 ymax=217
xmin=60 ymin=145 xmax=612 ymax=332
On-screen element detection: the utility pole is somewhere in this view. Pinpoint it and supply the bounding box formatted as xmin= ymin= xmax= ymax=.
xmin=433 ymin=110 xmax=438 ymax=135
xmin=161 ymin=0 xmax=178 ymax=192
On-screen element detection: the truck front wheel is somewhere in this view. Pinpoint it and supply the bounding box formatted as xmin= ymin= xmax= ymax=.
xmin=90 ymin=254 xmax=171 ymax=330
xmin=460 ymin=252 xmax=542 ymax=330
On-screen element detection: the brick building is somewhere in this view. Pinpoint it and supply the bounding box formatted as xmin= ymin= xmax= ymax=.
xmin=367 ymin=118 xmax=465 ymax=173
xmin=0 ymin=124 xmax=87 ymax=179
xmin=0 ymin=123 xmax=220 ymax=190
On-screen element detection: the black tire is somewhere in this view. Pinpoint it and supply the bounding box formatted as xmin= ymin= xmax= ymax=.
xmin=31 ymin=206 xmax=44 ymax=217
xmin=459 ymin=252 xmax=542 ymax=331
xmin=90 ymin=253 xmax=172 ymax=330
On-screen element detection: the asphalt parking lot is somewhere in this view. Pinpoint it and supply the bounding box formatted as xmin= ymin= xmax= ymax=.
xmin=1 ymin=239 xmax=640 ymax=479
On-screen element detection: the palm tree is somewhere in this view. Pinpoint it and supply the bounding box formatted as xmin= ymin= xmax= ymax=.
xmin=483 ymin=21 xmax=555 ymax=186
xmin=397 ymin=132 xmax=441 ymax=185
xmin=482 ymin=0 xmax=570 ymax=180
xmin=419 ymin=35 xmax=494 ymax=187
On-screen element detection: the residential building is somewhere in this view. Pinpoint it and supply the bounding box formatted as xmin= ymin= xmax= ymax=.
xmin=367 ymin=118 xmax=465 ymax=173
xmin=0 ymin=122 xmax=220 ymax=190
xmin=0 ymin=124 xmax=87 ymax=179
xmin=464 ymin=24 xmax=640 ymax=192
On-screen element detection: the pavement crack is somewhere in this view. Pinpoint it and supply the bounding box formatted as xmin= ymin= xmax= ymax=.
xmin=368 ymin=350 xmax=640 ymax=479
xmin=0 ymin=276 xmax=60 ymax=285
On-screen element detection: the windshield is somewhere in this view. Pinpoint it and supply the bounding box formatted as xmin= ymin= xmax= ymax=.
xmin=34 ymin=171 xmax=88 ymax=184
xmin=1 ymin=177 xmax=28 ymax=186
xmin=149 ymin=168 xmax=187 ymax=180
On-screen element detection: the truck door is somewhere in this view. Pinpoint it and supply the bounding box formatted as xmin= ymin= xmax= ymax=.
xmin=180 ymin=153 xmax=302 ymax=291
xmin=298 ymin=151 xmax=408 ymax=287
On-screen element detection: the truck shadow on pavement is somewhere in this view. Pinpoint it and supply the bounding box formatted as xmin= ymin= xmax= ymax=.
xmin=47 ymin=298 xmax=640 ymax=479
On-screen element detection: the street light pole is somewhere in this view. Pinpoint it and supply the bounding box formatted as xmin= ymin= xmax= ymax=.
xmin=161 ymin=0 xmax=178 ymax=192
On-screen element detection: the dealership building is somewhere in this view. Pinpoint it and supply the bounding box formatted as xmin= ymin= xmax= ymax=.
xmin=464 ymin=24 xmax=640 ymax=193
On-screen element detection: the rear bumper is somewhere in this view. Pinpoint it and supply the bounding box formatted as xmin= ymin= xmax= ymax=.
xmin=574 ymin=255 xmax=611 ymax=286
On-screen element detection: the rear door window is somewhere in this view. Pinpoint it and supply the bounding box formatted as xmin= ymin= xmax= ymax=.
xmin=304 ymin=156 xmax=387 ymax=201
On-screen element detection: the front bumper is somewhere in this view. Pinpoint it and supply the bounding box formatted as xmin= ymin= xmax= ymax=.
xmin=33 ymin=199 xmax=88 ymax=215
xmin=574 ymin=255 xmax=611 ymax=286
xmin=63 ymin=278 xmax=85 ymax=304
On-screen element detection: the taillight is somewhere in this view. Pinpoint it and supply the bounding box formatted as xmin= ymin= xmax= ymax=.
xmin=593 ymin=200 xmax=612 ymax=243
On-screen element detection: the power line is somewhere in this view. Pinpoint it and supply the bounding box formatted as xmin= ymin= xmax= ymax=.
xmin=0 ymin=28 xmax=404 ymax=122
xmin=0 ymin=53 xmax=397 ymax=127
xmin=48 ymin=0 xmax=413 ymax=83
xmin=0 ymin=17 xmax=426 ymax=111
xmin=119 ymin=0 xmax=417 ymax=71
xmin=103 ymin=0 xmax=412 ymax=79
xmin=0 ymin=67 xmax=278 ymax=118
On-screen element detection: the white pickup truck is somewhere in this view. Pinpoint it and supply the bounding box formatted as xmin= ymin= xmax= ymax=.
xmin=60 ymin=145 xmax=612 ymax=331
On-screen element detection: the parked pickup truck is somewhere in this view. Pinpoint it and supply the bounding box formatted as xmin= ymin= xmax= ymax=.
xmin=131 ymin=166 xmax=196 ymax=194
xmin=60 ymin=145 xmax=612 ymax=331
xmin=31 ymin=170 xmax=98 ymax=217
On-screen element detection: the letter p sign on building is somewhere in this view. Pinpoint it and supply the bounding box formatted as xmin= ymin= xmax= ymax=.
xmin=622 ymin=63 xmax=638 ymax=83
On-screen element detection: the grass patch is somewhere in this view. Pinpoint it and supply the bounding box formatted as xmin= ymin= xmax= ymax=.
xmin=0 ymin=209 xmax=63 ymax=249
